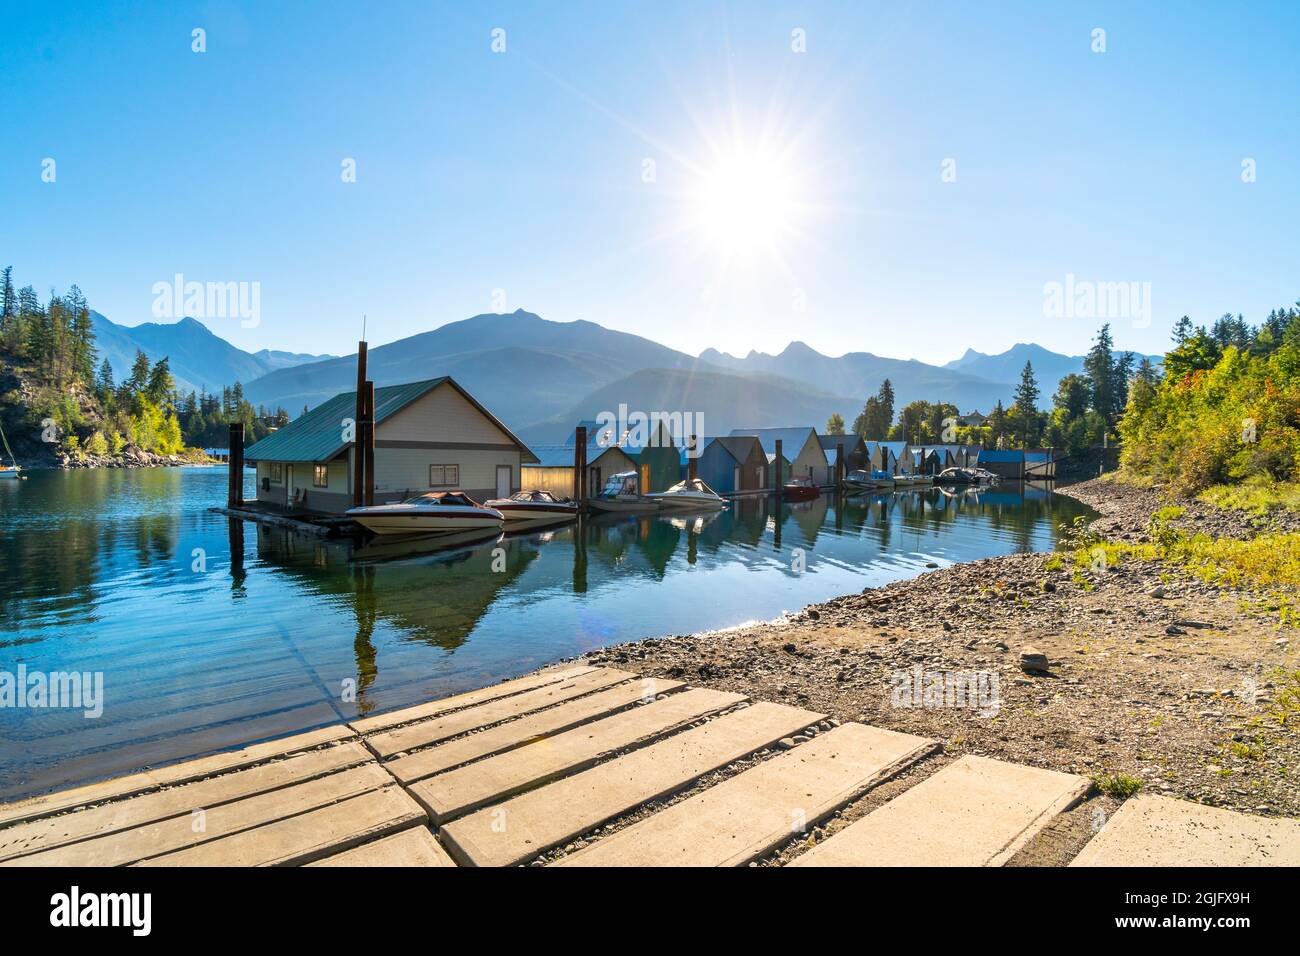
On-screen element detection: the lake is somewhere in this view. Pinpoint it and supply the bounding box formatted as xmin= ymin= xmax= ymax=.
xmin=0 ymin=466 xmax=1093 ymax=799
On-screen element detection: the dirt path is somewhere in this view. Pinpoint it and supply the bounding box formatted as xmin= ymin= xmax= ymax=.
xmin=560 ymin=478 xmax=1299 ymax=864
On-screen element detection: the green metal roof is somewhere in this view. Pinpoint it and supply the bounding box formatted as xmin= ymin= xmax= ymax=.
xmin=245 ymin=377 xmax=538 ymax=464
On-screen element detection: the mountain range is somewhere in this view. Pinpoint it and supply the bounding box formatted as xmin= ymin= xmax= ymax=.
xmin=89 ymin=308 xmax=1151 ymax=439
xmin=91 ymin=312 xmax=334 ymax=395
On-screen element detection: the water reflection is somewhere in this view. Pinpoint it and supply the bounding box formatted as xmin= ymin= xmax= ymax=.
xmin=0 ymin=468 xmax=1091 ymax=799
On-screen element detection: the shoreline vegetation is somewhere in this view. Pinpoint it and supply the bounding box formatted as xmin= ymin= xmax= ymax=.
xmin=0 ymin=265 xmax=287 ymax=472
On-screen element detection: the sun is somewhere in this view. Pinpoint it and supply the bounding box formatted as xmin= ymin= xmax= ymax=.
xmin=688 ymin=145 xmax=805 ymax=262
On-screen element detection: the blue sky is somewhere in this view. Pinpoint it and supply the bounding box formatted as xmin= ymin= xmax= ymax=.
xmin=3 ymin=1 xmax=1298 ymax=363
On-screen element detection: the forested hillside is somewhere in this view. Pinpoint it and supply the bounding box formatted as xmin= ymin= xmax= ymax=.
xmin=0 ymin=266 xmax=287 ymax=465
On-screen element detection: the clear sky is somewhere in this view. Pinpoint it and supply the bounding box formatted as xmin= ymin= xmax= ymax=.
xmin=3 ymin=1 xmax=1298 ymax=363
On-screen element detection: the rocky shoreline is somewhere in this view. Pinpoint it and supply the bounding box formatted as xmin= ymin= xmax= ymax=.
xmin=551 ymin=477 xmax=1299 ymax=865
xmin=25 ymin=448 xmax=216 ymax=470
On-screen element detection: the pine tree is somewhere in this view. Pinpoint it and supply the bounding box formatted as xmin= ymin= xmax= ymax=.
xmin=1013 ymin=361 xmax=1040 ymax=446
xmin=825 ymin=412 xmax=845 ymax=435
xmin=1172 ymin=315 xmax=1193 ymax=345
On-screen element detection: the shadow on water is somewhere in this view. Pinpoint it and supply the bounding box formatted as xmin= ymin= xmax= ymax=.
xmin=0 ymin=468 xmax=1093 ymax=799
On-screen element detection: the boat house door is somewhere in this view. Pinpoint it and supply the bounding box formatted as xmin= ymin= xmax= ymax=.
xmin=639 ymin=463 xmax=651 ymax=494
xmin=285 ymin=464 xmax=293 ymax=507
xmin=496 ymin=464 xmax=512 ymax=499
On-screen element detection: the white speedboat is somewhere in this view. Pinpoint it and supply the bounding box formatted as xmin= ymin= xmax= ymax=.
xmin=588 ymin=471 xmax=662 ymax=513
xmin=0 ymin=466 xmax=19 ymax=481
xmin=347 ymin=491 xmax=504 ymax=535
xmin=484 ymin=489 xmax=579 ymax=520
xmin=892 ymin=472 xmax=934 ymax=488
xmin=645 ymin=477 xmax=726 ymax=510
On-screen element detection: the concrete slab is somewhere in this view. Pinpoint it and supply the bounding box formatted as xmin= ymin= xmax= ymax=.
xmin=441 ymin=701 xmax=824 ymax=867
xmin=1071 ymin=795 xmax=1300 ymax=867
xmin=791 ymin=755 xmax=1088 ymax=867
xmin=557 ymin=723 xmax=937 ymax=867
xmin=137 ymin=787 xmax=426 ymax=867
xmin=5 ymin=763 xmax=394 ymax=867
xmin=0 ymin=741 xmax=372 ymax=862
xmin=350 ymin=666 xmax=595 ymax=735
xmin=0 ymin=725 xmax=355 ymax=829
xmin=385 ymin=677 xmax=683 ymax=785
xmin=366 ymin=668 xmax=636 ymax=758
xmin=410 ymin=687 xmax=745 ymax=823
xmin=307 ymin=826 xmax=456 ymax=868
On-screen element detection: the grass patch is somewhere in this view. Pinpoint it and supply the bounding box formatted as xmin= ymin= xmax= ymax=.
xmin=1200 ymin=478 xmax=1300 ymax=516
xmin=1069 ymin=509 xmax=1300 ymax=625
xmin=1094 ymin=772 xmax=1143 ymax=797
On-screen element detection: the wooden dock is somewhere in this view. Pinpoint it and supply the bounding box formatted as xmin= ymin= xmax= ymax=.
xmin=2 ymin=666 xmax=1296 ymax=867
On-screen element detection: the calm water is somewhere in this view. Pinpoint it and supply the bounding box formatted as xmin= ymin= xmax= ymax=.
xmin=0 ymin=467 xmax=1093 ymax=798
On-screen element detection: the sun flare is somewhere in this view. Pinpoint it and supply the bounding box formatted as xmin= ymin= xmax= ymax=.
xmin=689 ymin=146 xmax=805 ymax=261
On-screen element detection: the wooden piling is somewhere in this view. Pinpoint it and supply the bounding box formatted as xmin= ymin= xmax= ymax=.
xmin=353 ymin=342 xmax=368 ymax=506
xmin=774 ymin=439 xmax=783 ymax=491
xmin=363 ymin=380 xmax=376 ymax=507
xmin=837 ymin=441 xmax=845 ymax=487
xmin=687 ymin=434 xmax=698 ymax=481
xmin=227 ymin=422 xmax=244 ymax=508
xmin=574 ymin=426 xmax=587 ymax=503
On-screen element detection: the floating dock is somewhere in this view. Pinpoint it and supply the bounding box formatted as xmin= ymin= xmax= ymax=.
xmin=1 ymin=667 xmax=1296 ymax=867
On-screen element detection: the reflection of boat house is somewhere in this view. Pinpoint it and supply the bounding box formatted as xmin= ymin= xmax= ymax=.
xmin=245 ymin=377 xmax=537 ymax=514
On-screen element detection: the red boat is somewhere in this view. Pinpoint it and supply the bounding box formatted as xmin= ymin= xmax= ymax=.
xmin=782 ymin=476 xmax=820 ymax=501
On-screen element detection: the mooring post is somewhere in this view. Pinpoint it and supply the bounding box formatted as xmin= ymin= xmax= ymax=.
xmin=363 ymin=380 xmax=376 ymax=507
xmin=687 ymin=434 xmax=697 ymax=481
xmin=837 ymin=441 xmax=845 ymax=487
xmin=352 ymin=341 xmax=367 ymax=506
xmin=227 ymin=422 xmax=244 ymax=508
xmin=774 ymin=438 xmax=783 ymax=491
xmin=573 ymin=425 xmax=587 ymax=503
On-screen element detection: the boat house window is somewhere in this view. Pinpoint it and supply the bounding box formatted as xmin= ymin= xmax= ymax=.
xmin=313 ymin=464 xmax=328 ymax=487
xmin=270 ymin=463 xmax=283 ymax=483
xmin=429 ymin=464 xmax=460 ymax=487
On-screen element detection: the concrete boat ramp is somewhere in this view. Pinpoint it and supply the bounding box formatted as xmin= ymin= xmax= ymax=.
xmin=2 ymin=666 xmax=1296 ymax=867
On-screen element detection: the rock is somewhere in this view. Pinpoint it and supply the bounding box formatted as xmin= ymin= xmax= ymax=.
xmin=777 ymin=737 xmax=797 ymax=750
xmin=1019 ymin=648 xmax=1050 ymax=673
xmin=1149 ymin=585 xmax=1165 ymax=599
xmin=781 ymin=642 xmax=797 ymax=654
xmin=1165 ymin=624 xmax=1185 ymax=636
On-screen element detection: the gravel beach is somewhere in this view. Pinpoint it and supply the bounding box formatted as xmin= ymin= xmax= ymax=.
xmin=549 ymin=477 xmax=1299 ymax=865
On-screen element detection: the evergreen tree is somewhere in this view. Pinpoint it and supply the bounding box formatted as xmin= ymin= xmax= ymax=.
xmin=1012 ymin=361 xmax=1040 ymax=446
xmin=825 ymin=412 xmax=845 ymax=435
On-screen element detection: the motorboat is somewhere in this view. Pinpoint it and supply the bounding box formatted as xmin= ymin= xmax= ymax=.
xmin=346 ymin=491 xmax=504 ymax=535
xmin=588 ymin=471 xmax=662 ymax=513
xmin=484 ymin=489 xmax=578 ymax=520
xmin=892 ymin=472 xmax=934 ymax=488
xmin=936 ymin=467 xmax=996 ymax=485
xmin=645 ymin=477 xmax=727 ymax=510
xmin=844 ymin=469 xmax=894 ymax=490
xmin=782 ymin=476 xmax=820 ymax=501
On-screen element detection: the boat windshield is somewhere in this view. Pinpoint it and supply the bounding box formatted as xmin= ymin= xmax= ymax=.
xmin=511 ymin=490 xmax=560 ymax=503
xmin=600 ymin=473 xmax=638 ymax=496
xmin=403 ymin=492 xmax=476 ymax=507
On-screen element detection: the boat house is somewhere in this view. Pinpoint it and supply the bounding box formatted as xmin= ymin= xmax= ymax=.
xmin=694 ymin=435 xmax=769 ymax=497
xmin=730 ymin=427 xmax=830 ymax=486
xmin=244 ymin=377 xmax=538 ymax=514
xmin=521 ymin=422 xmax=637 ymax=498
xmin=818 ymin=434 xmax=868 ymax=478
